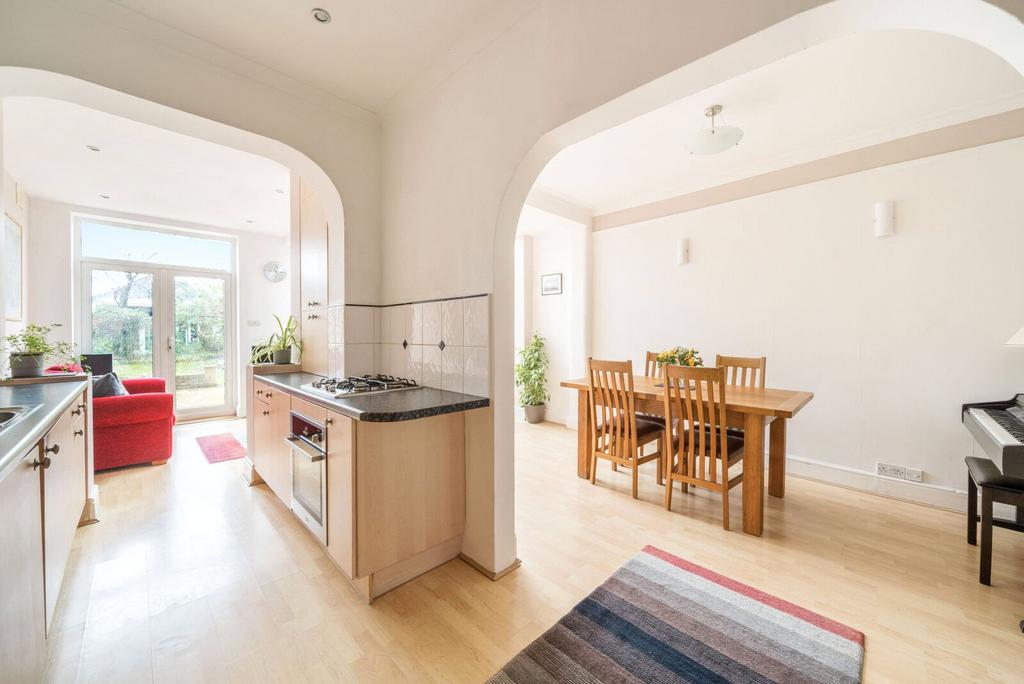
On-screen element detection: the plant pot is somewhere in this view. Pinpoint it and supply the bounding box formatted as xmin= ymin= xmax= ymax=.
xmin=9 ymin=352 xmax=46 ymax=378
xmin=523 ymin=404 xmax=546 ymax=424
xmin=272 ymin=348 xmax=292 ymax=364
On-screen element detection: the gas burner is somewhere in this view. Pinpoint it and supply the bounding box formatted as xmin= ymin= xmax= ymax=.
xmin=303 ymin=374 xmax=419 ymax=398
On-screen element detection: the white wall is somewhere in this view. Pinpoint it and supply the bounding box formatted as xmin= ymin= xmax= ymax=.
xmin=528 ymin=228 xmax=574 ymax=426
xmin=2 ymin=168 xmax=28 ymax=336
xmin=26 ymin=198 xmax=291 ymax=417
xmin=590 ymin=138 xmax=1024 ymax=503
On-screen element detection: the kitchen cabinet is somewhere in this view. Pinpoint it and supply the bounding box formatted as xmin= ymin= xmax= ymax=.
xmin=299 ymin=181 xmax=329 ymax=376
xmin=253 ymin=380 xmax=292 ymax=502
xmin=325 ymin=410 xmax=355 ymax=577
xmin=301 ymin=310 xmax=328 ymax=376
xmin=43 ymin=395 xmax=88 ymax=630
xmin=0 ymin=446 xmax=46 ymax=683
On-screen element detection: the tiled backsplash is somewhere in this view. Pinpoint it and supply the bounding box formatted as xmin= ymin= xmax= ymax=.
xmin=326 ymin=294 xmax=490 ymax=397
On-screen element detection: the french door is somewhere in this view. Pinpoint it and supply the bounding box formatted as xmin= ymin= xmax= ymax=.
xmin=81 ymin=261 xmax=236 ymax=420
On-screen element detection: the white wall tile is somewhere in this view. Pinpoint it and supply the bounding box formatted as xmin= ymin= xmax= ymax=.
xmin=421 ymin=301 xmax=442 ymax=346
xmin=373 ymin=308 xmax=381 ymax=345
xmin=381 ymin=343 xmax=401 ymax=376
xmin=464 ymin=346 xmax=489 ymax=397
xmin=344 ymin=306 xmax=375 ymax=344
xmin=464 ymin=296 xmax=489 ymax=347
xmin=405 ymin=344 xmax=423 ymax=384
xmin=441 ymin=346 xmax=464 ymax=394
xmin=422 ymin=345 xmax=442 ymax=389
xmin=346 ymin=343 xmax=374 ymax=377
xmin=328 ymin=306 xmax=344 ymax=345
xmin=408 ymin=303 xmax=423 ymax=345
xmin=328 ymin=343 xmax=344 ymax=378
xmin=441 ymin=298 xmax=464 ymax=347
xmin=380 ymin=307 xmax=392 ymax=345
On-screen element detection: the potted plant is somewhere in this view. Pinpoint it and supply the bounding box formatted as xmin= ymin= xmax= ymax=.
xmin=515 ymin=332 xmax=550 ymax=424
xmin=4 ymin=323 xmax=77 ymax=378
xmin=656 ymin=346 xmax=703 ymax=368
xmin=251 ymin=314 xmax=303 ymax=365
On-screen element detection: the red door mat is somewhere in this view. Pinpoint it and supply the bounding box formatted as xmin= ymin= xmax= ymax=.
xmin=196 ymin=433 xmax=247 ymax=464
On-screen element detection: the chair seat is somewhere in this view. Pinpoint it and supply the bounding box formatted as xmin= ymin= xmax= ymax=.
xmin=596 ymin=417 xmax=664 ymax=440
xmin=674 ymin=428 xmax=744 ymax=463
xmin=966 ymin=456 xmax=1024 ymax=494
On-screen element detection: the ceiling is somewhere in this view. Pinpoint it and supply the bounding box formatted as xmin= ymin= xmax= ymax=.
xmin=3 ymin=97 xmax=291 ymax=235
xmin=535 ymin=30 xmax=1024 ymax=216
xmin=105 ymin=0 xmax=525 ymax=112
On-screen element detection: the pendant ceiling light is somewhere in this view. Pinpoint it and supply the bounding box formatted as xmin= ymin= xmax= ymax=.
xmin=684 ymin=104 xmax=743 ymax=155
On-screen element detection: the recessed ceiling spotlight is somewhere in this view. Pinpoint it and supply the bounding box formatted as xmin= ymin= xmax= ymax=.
xmin=274 ymin=188 xmax=285 ymax=194
xmin=311 ymin=7 xmax=331 ymax=23
xmin=99 ymin=194 xmax=111 ymax=199
xmin=246 ymin=219 xmax=254 ymax=224
xmin=86 ymin=145 xmax=101 ymax=152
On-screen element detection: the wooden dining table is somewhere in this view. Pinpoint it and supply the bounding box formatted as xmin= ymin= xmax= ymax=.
xmin=560 ymin=375 xmax=814 ymax=536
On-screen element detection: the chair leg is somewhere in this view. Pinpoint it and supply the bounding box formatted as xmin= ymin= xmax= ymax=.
xmin=721 ymin=486 xmax=730 ymax=531
xmin=656 ymin=439 xmax=664 ymax=486
xmin=967 ymin=475 xmax=977 ymax=545
xmin=611 ymin=461 xmax=617 ymax=472
xmin=980 ymin=487 xmax=993 ymax=585
xmin=589 ymin=452 xmax=598 ymax=485
xmin=664 ymin=461 xmax=673 ymax=511
xmin=632 ymin=458 xmax=639 ymax=499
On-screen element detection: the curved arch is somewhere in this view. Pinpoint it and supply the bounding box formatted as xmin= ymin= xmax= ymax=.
xmin=488 ymin=0 xmax=1024 ymax=568
xmin=0 ymin=66 xmax=346 ymax=257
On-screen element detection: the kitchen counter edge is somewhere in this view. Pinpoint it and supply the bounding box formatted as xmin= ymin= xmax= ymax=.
xmin=0 ymin=379 xmax=88 ymax=482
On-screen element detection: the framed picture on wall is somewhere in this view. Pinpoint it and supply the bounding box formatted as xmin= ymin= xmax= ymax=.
xmin=4 ymin=214 xmax=23 ymax=321
xmin=541 ymin=273 xmax=563 ymax=296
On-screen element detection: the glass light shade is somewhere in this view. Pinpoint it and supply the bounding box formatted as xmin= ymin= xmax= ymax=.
xmin=1006 ymin=324 xmax=1024 ymax=347
xmin=684 ymin=125 xmax=743 ymax=155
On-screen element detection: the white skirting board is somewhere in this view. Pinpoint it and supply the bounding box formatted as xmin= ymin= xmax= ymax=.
xmin=784 ymin=453 xmax=1022 ymax=519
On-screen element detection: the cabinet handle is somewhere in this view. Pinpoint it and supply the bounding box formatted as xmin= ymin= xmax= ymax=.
xmin=265 ymin=391 xmax=273 ymax=398
xmin=33 ymin=456 xmax=51 ymax=471
xmin=74 ymin=429 xmax=84 ymax=437
xmin=325 ymin=417 xmax=334 ymax=426
xmin=256 ymin=389 xmax=264 ymax=395
xmin=78 ymin=403 xmax=87 ymax=410
xmin=45 ymin=444 xmax=60 ymax=455
xmin=72 ymin=408 xmax=82 ymax=416
xmin=262 ymin=410 xmax=270 ymax=416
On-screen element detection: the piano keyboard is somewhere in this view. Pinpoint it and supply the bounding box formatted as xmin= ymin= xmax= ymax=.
xmin=983 ymin=408 xmax=1024 ymax=442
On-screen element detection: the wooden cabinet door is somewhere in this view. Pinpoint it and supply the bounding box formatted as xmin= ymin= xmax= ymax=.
xmin=300 ymin=183 xmax=328 ymax=310
xmin=254 ymin=383 xmax=292 ymax=503
xmin=325 ymin=410 xmax=355 ymax=577
xmin=42 ymin=394 xmax=88 ymax=630
xmin=300 ymin=310 xmax=328 ymax=377
xmin=0 ymin=446 xmax=46 ymax=682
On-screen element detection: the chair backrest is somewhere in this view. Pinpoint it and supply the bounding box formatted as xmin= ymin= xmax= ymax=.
xmin=643 ymin=351 xmax=659 ymax=377
xmin=587 ymin=358 xmax=640 ymax=459
xmin=715 ymin=354 xmax=766 ymax=389
xmin=662 ymin=365 xmax=730 ymax=484
xmin=81 ymin=353 xmax=113 ymax=376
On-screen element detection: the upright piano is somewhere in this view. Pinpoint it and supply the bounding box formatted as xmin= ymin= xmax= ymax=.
xmin=962 ymin=393 xmax=1024 ymax=524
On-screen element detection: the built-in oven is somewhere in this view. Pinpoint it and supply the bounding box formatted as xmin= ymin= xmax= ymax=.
xmin=285 ymin=410 xmax=327 ymax=544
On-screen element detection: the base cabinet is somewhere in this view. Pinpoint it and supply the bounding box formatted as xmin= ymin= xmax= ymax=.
xmin=253 ymin=380 xmax=292 ymax=501
xmin=325 ymin=410 xmax=355 ymax=577
xmin=0 ymin=446 xmax=46 ymax=683
xmin=43 ymin=399 xmax=88 ymax=629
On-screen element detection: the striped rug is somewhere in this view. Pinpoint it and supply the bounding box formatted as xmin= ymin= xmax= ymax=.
xmin=489 ymin=545 xmax=864 ymax=683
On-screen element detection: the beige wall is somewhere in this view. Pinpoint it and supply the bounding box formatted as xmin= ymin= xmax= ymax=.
xmin=1 ymin=168 xmax=28 ymax=337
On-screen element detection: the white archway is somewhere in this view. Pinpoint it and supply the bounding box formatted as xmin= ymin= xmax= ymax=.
xmin=488 ymin=0 xmax=1024 ymax=571
xmin=0 ymin=66 xmax=346 ymax=250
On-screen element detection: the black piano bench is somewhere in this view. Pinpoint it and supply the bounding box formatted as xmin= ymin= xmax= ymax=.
xmin=965 ymin=456 xmax=1024 ymax=585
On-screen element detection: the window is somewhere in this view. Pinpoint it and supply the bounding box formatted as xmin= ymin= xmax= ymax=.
xmin=79 ymin=219 xmax=233 ymax=271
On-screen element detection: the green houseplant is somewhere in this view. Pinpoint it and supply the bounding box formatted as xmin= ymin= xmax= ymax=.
xmin=251 ymin=315 xmax=303 ymax=365
xmin=515 ymin=332 xmax=550 ymax=424
xmin=4 ymin=323 xmax=77 ymax=378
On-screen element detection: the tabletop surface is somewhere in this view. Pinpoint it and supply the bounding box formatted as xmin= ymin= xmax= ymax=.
xmin=560 ymin=375 xmax=814 ymax=418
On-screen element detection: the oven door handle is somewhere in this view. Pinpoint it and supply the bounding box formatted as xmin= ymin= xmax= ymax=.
xmin=284 ymin=436 xmax=325 ymax=462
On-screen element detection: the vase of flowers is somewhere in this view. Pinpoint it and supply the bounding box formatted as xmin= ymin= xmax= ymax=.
xmin=4 ymin=323 xmax=77 ymax=378
xmin=655 ymin=346 xmax=703 ymax=369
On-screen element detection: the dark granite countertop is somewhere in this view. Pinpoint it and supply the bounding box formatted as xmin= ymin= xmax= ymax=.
xmin=0 ymin=378 xmax=88 ymax=481
xmin=254 ymin=372 xmax=489 ymax=422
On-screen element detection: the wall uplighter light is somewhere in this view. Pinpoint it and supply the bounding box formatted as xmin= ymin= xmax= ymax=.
xmin=874 ymin=200 xmax=895 ymax=238
xmin=676 ymin=238 xmax=689 ymax=265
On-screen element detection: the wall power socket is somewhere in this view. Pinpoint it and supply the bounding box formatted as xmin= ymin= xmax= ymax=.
xmin=876 ymin=462 xmax=923 ymax=483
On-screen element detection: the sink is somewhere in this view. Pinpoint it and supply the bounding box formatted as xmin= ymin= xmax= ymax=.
xmin=0 ymin=405 xmax=40 ymax=431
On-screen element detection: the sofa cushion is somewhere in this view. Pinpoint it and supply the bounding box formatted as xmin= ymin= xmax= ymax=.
xmin=92 ymin=372 xmax=129 ymax=398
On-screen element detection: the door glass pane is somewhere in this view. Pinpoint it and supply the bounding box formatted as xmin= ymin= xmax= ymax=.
xmin=89 ymin=269 xmax=154 ymax=378
xmin=174 ymin=275 xmax=227 ymax=411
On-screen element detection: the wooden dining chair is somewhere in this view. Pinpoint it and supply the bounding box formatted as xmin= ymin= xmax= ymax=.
xmin=661 ymin=365 xmax=745 ymax=529
xmin=587 ymin=359 xmax=665 ymax=499
xmin=715 ymin=354 xmax=766 ymax=388
xmin=643 ymin=351 xmax=660 ymax=377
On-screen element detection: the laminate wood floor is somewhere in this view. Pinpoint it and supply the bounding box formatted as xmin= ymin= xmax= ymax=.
xmin=44 ymin=419 xmax=1024 ymax=683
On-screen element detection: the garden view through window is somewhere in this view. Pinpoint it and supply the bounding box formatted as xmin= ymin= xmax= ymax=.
xmin=81 ymin=219 xmax=235 ymax=416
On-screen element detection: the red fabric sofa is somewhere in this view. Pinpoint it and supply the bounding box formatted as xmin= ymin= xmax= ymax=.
xmin=92 ymin=378 xmax=176 ymax=471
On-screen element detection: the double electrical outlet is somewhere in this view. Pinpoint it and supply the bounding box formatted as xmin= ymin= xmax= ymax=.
xmin=876 ymin=461 xmax=923 ymax=483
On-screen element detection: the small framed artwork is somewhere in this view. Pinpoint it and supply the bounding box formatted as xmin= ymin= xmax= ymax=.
xmin=541 ymin=273 xmax=563 ymax=296
xmin=4 ymin=214 xmax=23 ymax=321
